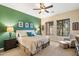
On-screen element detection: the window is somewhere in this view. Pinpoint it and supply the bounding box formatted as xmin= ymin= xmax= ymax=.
xmin=57 ymin=20 xmax=63 ymax=36
xmin=72 ymin=22 xmax=79 ymax=30
xmin=57 ymin=19 xmax=70 ymax=36
xmin=46 ymin=22 xmax=53 ymax=35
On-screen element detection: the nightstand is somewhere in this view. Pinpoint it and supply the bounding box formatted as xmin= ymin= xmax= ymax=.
xmin=4 ymin=38 xmax=18 ymax=51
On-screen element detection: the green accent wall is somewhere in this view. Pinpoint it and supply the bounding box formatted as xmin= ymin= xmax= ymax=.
xmin=0 ymin=5 xmax=41 ymax=48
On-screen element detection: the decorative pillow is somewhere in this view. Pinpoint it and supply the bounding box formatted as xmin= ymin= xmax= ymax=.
xmin=27 ymin=32 xmax=35 ymax=36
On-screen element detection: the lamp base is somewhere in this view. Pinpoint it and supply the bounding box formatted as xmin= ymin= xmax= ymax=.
xmin=9 ymin=32 xmax=11 ymax=39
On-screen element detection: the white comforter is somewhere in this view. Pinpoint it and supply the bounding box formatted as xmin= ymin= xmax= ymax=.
xmin=17 ymin=35 xmax=49 ymax=54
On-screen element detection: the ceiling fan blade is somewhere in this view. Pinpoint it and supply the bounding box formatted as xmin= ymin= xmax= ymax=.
xmin=45 ymin=10 xmax=49 ymax=13
xmin=45 ymin=5 xmax=53 ymax=9
xmin=33 ymin=8 xmax=41 ymax=10
xmin=39 ymin=11 xmax=41 ymax=14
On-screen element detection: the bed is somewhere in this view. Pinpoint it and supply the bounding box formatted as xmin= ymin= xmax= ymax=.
xmin=16 ymin=30 xmax=50 ymax=55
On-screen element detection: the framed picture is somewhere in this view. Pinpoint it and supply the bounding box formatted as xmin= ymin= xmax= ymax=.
xmin=25 ymin=23 xmax=29 ymax=28
xmin=30 ymin=23 xmax=34 ymax=28
xmin=18 ymin=22 xmax=23 ymax=27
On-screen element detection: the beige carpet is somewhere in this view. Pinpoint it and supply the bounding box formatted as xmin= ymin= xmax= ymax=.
xmin=35 ymin=41 xmax=76 ymax=56
xmin=0 ymin=41 xmax=76 ymax=56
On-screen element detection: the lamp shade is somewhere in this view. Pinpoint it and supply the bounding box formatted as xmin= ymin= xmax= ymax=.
xmin=7 ymin=26 xmax=14 ymax=32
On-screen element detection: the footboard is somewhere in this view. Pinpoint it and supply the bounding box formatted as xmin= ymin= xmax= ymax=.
xmin=42 ymin=39 xmax=50 ymax=49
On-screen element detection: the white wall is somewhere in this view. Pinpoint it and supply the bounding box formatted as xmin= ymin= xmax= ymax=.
xmin=41 ymin=9 xmax=79 ymax=41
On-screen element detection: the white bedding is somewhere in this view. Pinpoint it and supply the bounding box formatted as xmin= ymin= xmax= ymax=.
xmin=36 ymin=35 xmax=49 ymax=44
xmin=18 ymin=36 xmax=38 ymax=54
xmin=16 ymin=30 xmax=50 ymax=54
xmin=17 ymin=35 xmax=49 ymax=54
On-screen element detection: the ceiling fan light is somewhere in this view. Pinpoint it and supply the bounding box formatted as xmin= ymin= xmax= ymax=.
xmin=41 ymin=9 xmax=45 ymax=12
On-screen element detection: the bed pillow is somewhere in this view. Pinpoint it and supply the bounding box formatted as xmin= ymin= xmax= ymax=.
xmin=19 ymin=32 xmax=27 ymax=37
xmin=27 ymin=32 xmax=35 ymax=36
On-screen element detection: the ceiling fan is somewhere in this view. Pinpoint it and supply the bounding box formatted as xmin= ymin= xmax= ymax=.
xmin=33 ymin=3 xmax=53 ymax=14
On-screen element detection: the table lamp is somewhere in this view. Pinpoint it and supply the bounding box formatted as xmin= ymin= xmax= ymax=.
xmin=7 ymin=26 xmax=14 ymax=39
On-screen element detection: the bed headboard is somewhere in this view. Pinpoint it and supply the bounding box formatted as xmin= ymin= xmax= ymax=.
xmin=16 ymin=30 xmax=36 ymax=38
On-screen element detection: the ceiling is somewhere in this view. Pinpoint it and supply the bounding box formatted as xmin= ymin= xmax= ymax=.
xmin=0 ymin=3 xmax=79 ymax=18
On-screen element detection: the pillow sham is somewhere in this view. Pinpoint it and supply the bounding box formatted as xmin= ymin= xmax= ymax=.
xmin=19 ymin=32 xmax=27 ymax=37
